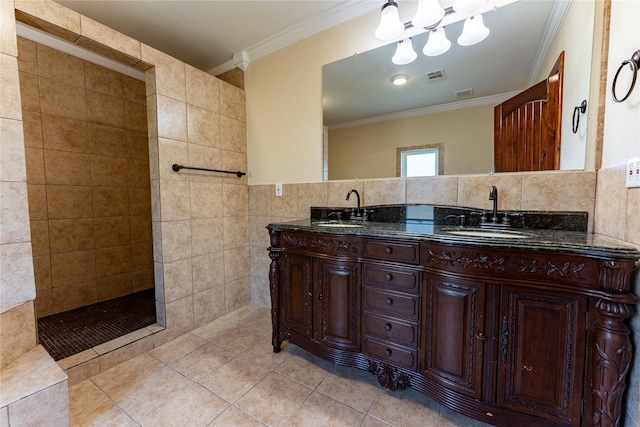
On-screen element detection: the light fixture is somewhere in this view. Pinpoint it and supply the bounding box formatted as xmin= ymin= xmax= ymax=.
xmin=452 ymin=0 xmax=487 ymax=14
xmin=392 ymin=74 xmax=409 ymax=86
xmin=392 ymin=39 xmax=417 ymax=65
xmin=457 ymin=14 xmax=490 ymax=46
xmin=423 ymin=27 xmax=451 ymax=56
xmin=375 ymin=1 xmax=405 ymax=40
xmin=411 ymin=0 xmax=445 ymax=29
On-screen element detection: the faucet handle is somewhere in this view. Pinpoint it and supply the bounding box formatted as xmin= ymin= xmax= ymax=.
xmin=328 ymin=211 xmax=343 ymax=221
xmin=444 ymin=214 xmax=466 ymax=227
xmin=470 ymin=211 xmax=487 ymax=224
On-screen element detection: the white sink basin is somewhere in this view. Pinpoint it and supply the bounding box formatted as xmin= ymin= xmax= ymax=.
xmin=443 ymin=229 xmax=531 ymax=239
xmin=313 ymin=222 xmax=363 ymax=228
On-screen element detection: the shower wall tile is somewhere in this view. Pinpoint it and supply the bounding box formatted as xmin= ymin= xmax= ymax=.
xmin=48 ymin=218 xmax=94 ymax=253
xmin=190 ymin=182 xmax=223 ymax=219
xmin=191 ymin=217 xmax=224 ymax=256
xmin=0 ymin=301 xmax=36 ymax=370
xmin=32 ymin=254 xmax=52 ymax=291
xmin=93 ymin=187 xmax=129 ymax=217
xmin=94 ymin=216 xmax=130 ymax=248
xmin=16 ymin=37 xmax=36 ymax=73
xmin=126 ymin=130 xmax=148 ymax=161
xmin=187 ymin=144 xmax=222 ymax=181
xmin=123 ymin=75 xmax=146 ymax=105
xmin=52 ymin=280 xmax=97 ymax=313
xmin=14 ymin=0 xmax=82 ymax=37
xmin=44 ymin=150 xmax=91 ymax=186
xmin=46 ymin=185 xmax=92 ymax=219
xmin=39 ymin=77 xmax=86 ymax=120
xmin=127 ymin=159 xmax=150 ymax=187
xmin=27 ymin=184 xmax=47 ymax=220
xmin=0 ymin=117 xmax=27 ymax=182
xmin=220 ymin=150 xmax=247 ymax=185
xmin=88 ymin=123 xmax=126 ymax=157
xmin=156 ymin=95 xmax=187 ymax=141
xmin=0 ymin=181 xmax=30 ymax=244
xmin=131 ymin=242 xmax=153 ymax=271
xmin=29 ymin=220 xmax=49 ymax=256
xmin=124 ymin=100 xmax=147 ymax=132
xmin=223 ymin=216 xmax=249 ymax=250
xmin=36 ymin=290 xmax=52 ymax=318
xmin=220 ymin=116 xmax=246 ymax=153
xmin=96 ymin=273 xmax=132 ymax=302
xmin=129 ymin=187 xmax=151 ymax=215
xmin=223 ymin=184 xmax=248 ymax=217
xmin=86 ymin=90 xmax=125 ymax=128
xmin=158 ymin=138 xmax=188 ymax=181
xmin=79 ymin=15 xmax=141 ymax=64
xmin=95 ymin=245 xmax=132 ymax=278
xmin=162 ymin=258 xmax=192 ymax=303
xmin=18 ymin=72 xmax=40 ymax=112
xmin=25 ymin=147 xmax=45 ymax=184
xmin=186 ymin=65 xmax=219 ymax=112
xmin=36 ymin=43 xmax=85 ymax=88
xmin=187 ymin=105 xmax=220 ymax=148
xmin=160 ymin=220 xmax=192 ymax=262
xmin=0 ymin=242 xmax=36 ymax=308
xmin=141 ymin=45 xmax=185 ymax=101
xmin=0 ymin=55 xmax=22 ymax=120
xmin=41 ymin=113 xmax=88 ymax=153
xmin=84 ymin=61 xmax=123 ymax=98
xmin=220 ymin=81 xmax=245 ymax=122
xmin=21 ymin=110 xmax=43 ymax=148
xmin=132 ymin=268 xmax=154 ymax=292
xmin=159 ymin=180 xmax=191 ymax=221
xmin=1 ymin=0 xmax=17 ymax=57
xmin=50 ymin=250 xmax=95 ymax=287
xmin=192 ymin=253 xmax=224 ymax=294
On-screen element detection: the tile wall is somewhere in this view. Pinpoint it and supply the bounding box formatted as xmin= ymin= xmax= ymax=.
xmin=17 ymin=36 xmax=153 ymax=317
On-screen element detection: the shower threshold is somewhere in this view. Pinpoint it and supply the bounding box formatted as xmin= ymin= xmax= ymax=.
xmin=38 ymin=289 xmax=157 ymax=361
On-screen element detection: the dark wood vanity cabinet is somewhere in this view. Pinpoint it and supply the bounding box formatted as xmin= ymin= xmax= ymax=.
xmin=268 ymin=227 xmax=638 ymax=427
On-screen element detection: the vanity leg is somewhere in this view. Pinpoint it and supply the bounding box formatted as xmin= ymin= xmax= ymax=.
xmin=269 ymin=249 xmax=282 ymax=353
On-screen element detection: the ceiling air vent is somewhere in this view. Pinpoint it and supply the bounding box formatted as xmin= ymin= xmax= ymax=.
xmin=425 ymin=69 xmax=446 ymax=82
xmin=455 ymin=88 xmax=473 ymax=97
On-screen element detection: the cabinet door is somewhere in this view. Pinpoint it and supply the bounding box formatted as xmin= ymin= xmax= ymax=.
xmin=422 ymin=275 xmax=486 ymax=400
xmin=280 ymin=252 xmax=313 ymax=338
xmin=497 ymin=287 xmax=586 ymax=426
xmin=314 ymin=259 xmax=361 ymax=351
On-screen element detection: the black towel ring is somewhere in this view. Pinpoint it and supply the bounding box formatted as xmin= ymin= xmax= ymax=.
xmin=612 ymin=50 xmax=640 ymax=103
xmin=572 ymin=100 xmax=587 ymax=134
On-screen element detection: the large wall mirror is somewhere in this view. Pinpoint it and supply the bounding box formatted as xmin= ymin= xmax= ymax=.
xmin=323 ymin=0 xmax=596 ymax=180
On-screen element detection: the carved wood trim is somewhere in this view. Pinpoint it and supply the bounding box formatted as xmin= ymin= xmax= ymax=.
xmin=281 ymin=234 xmax=360 ymax=255
xmin=367 ymin=360 xmax=412 ymax=391
xmin=269 ymin=250 xmax=281 ymax=352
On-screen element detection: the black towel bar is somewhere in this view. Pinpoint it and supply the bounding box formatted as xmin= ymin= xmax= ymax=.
xmin=172 ymin=164 xmax=246 ymax=177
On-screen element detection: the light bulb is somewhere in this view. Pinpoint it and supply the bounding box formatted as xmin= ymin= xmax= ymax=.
xmin=411 ymin=0 xmax=445 ymax=29
xmin=452 ymin=0 xmax=487 ymax=14
xmin=392 ymin=39 xmax=417 ymax=65
xmin=457 ymin=15 xmax=490 ymax=46
xmin=375 ymin=1 xmax=405 ymax=40
xmin=423 ymin=27 xmax=451 ymax=56
xmin=392 ymin=74 xmax=409 ymax=86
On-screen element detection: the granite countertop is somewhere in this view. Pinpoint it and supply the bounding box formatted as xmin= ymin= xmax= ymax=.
xmin=267 ymin=218 xmax=640 ymax=260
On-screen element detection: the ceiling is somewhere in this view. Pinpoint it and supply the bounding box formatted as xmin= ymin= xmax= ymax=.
xmin=50 ymin=1 xmax=567 ymax=126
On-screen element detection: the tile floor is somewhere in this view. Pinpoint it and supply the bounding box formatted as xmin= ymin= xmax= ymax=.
xmin=69 ymin=305 xmax=494 ymax=427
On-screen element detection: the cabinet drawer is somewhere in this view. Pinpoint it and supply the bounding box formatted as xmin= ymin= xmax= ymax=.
xmin=363 ymin=337 xmax=417 ymax=370
xmin=363 ymin=240 xmax=419 ymax=264
xmin=363 ymin=264 xmax=420 ymax=294
xmin=363 ymin=288 xmax=420 ymax=320
xmin=363 ymin=312 xmax=419 ymax=347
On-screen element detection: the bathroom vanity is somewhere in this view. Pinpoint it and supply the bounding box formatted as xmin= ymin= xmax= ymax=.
xmin=267 ymin=207 xmax=639 ymax=427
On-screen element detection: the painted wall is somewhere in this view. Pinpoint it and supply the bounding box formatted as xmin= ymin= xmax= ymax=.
xmin=328 ymin=104 xmax=493 ymax=179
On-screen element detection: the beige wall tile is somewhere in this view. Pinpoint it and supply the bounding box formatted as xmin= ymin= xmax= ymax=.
xmin=249 ymin=185 xmax=272 ymax=217
xmin=29 ymin=219 xmax=49 ymax=256
xmin=223 ymin=216 xmax=248 ymax=250
xmin=132 ymin=267 xmax=154 ymax=292
xmin=192 ymin=253 xmax=224 ymax=293
xmin=94 ymin=216 xmax=130 ymax=248
xmin=124 ymin=100 xmax=147 ymax=132
xmin=36 ymin=289 xmax=53 ymax=318
xmin=219 ymin=149 xmax=247 ymax=184
xmin=39 ymin=77 xmax=87 ymax=120
xmin=0 ymin=242 xmax=36 ymax=308
xmin=84 ymin=61 xmax=123 ymax=97
xmin=296 ymin=182 xmax=328 ymax=217
xmin=1 ymin=1 xmax=18 ymax=57
xmin=93 ymin=186 xmax=129 ymax=217
xmin=129 ymin=186 xmax=151 ymax=215
xmin=223 ymin=184 xmax=248 ymax=217
xmin=36 ymin=43 xmax=85 ymax=87
xmin=158 ymin=137 xmax=188 ymax=181
xmin=125 ymin=130 xmax=148 ymax=161
xmin=626 ymin=188 xmax=640 ymax=246
xmin=95 ymin=245 xmax=132 ymax=278
xmin=33 ymin=254 xmax=52 ymax=291
xmin=53 ymin=281 xmax=97 ymax=313
xmin=48 ymin=218 xmax=94 ymax=253
xmin=0 ymin=117 xmax=27 ymax=182
xmin=46 ymin=185 xmax=93 ymax=219
xmin=186 ymin=65 xmax=219 ymax=112
xmin=21 ymin=110 xmax=43 ymax=148
xmin=161 ymin=220 xmax=191 ymax=262
xmin=190 ymin=182 xmax=223 ymax=219
xmin=90 ymin=155 xmax=128 ymax=187
xmin=162 ymin=258 xmax=192 ymax=303
xmin=249 ymin=216 xmax=271 ymax=248
xmin=88 ymin=123 xmax=126 ymax=157
xmin=157 ymin=295 xmax=194 ymax=345
xmin=41 ymin=113 xmax=88 ymax=153
xmin=219 ymin=81 xmax=245 ymax=122
xmin=96 ymin=273 xmax=132 ymax=302
xmin=363 ymin=179 xmax=406 ymax=206
xmin=191 ymin=217 xmax=224 ymax=256
xmin=224 ymin=245 xmax=249 ymax=283
xmin=250 ymin=273 xmax=270 ymax=308
xmin=187 ymin=144 xmax=222 ymax=182
xmin=79 ymin=15 xmax=141 ymax=62
xmin=25 ymin=147 xmax=46 ymax=184
xmin=15 ymin=0 xmax=82 ymax=35
xmin=159 ymin=180 xmax=190 ymax=221
xmin=130 ymin=215 xmax=152 ymax=243
xmin=141 ymin=46 xmax=185 ymax=101
xmin=146 ymin=93 xmax=158 ymax=139
xmin=50 ymin=249 xmax=95 ymax=287
xmin=271 ymin=184 xmax=297 ymax=218
xmin=595 ymin=165 xmax=627 ymax=240
xmin=18 ymin=71 xmax=40 ymax=112
xmin=327 ymin=181 xmax=363 ymax=208
xmin=86 ymin=90 xmax=124 ymax=128
xmin=0 ymin=301 xmax=36 ymax=370
xmin=194 ymin=287 xmax=226 ymax=326
xmin=123 ymin=75 xmax=146 ymax=105
xmin=17 ymin=37 xmax=37 ymax=73
xmin=522 ymin=171 xmax=596 ymax=212
xmin=0 ymin=182 xmax=31 ymax=244
xmin=457 ymin=173 xmax=523 ymax=211
xmin=225 ymin=276 xmax=250 ymax=314
xmin=1 ymin=54 xmax=22 ymax=120
xmin=406 ymin=176 xmax=459 ymax=205
xmin=27 ymin=184 xmax=48 ymax=220
xmin=187 ymin=104 xmax=220 ymax=148
xmin=220 ymin=116 xmax=245 ymax=153
xmin=131 ymin=241 xmax=153 ymax=270
xmin=44 ymin=150 xmax=91 ymax=185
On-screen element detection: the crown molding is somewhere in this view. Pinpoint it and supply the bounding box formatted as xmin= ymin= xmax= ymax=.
xmin=328 ymin=91 xmax=520 ymax=130
xmin=208 ymin=1 xmax=379 ymax=75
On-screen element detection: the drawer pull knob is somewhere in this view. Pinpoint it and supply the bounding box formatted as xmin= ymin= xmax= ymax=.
xmin=385 ymin=273 xmax=393 ymax=281
xmin=385 ymin=349 xmax=393 ymax=357
xmin=384 ymin=247 xmax=393 ymax=255
xmin=385 ymin=298 xmax=393 ymax=306
xmin=384 ymin=323 xmax=392 ymax=331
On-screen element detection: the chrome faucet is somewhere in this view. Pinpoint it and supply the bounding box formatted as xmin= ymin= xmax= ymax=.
xmin=346 ymin=189 xmax=361 ymax=218
xmin=489 ymin=186 xmax=499 ymax=223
